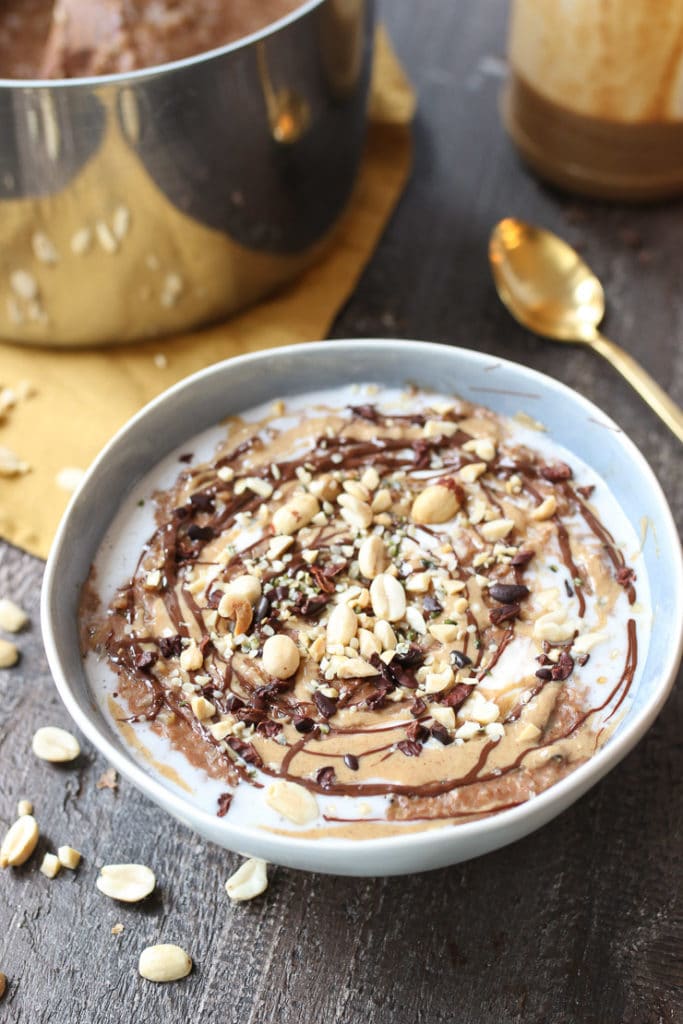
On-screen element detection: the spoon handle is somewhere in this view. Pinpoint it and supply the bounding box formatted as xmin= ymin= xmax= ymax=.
xmin=590 ymin=333 xmax=683 ymax=444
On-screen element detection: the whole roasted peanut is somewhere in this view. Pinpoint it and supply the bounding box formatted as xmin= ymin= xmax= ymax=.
xmin=326 ymin=602 xmax=358 ymax=646
xmin=262 ymin=635 xmax=300 ymax=679
xmin=266 ymin=780 xmax=319 ymax=824
xmin=138 ymin=944 xmax=192 ymax=983
xmin=225 ymin=574 xmax=262 ymax=605
xmin=370 ymin=574 xmax=406 ymax=622
xmin=410 ymin=484 xmax=460 ymax=524
xmin=0 ymin=815 xmax=39 ymax=867
xmin=272 ymin=492 xmax=319 ymax=535
xmin=96 ymin=864 xmax=156 ymax=902
xmin=357 ymin=535 xmax=388 ymax=579
xmin=225 ymin=858 xmax=268 ymax=902
xmin=0 ymin=640 xmax=19 ymax=668
xmin=0 ymin=598 xmax=28 ymax=632
xmin=217 ymin=592 xmax=253 ymax=635
xmin=32 ymin=726 xmax=80 ymax=763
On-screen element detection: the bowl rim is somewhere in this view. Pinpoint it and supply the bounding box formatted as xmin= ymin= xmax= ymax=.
xmin=41 ymin=338 xmax=683 ymax=865
xmin=0 ymin=0 xmax=329 ymax=90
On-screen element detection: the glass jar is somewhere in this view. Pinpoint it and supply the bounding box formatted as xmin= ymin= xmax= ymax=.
xmin=504 ymin=0 xmax=683 ymax=200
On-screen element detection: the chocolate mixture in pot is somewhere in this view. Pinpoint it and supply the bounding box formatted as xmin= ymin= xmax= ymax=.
xmin=0 ymin=0 xmax=304 ymax=79
xmin=81 ymin=386 xmax=645 ymax=839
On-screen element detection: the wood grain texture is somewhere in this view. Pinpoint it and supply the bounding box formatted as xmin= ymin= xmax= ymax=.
xmin=1 ymin=2 xmax=682 ymax=1021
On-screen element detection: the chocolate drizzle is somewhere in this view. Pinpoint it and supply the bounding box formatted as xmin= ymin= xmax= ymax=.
xmin=83 ymin=394 xmax=642 ymax=823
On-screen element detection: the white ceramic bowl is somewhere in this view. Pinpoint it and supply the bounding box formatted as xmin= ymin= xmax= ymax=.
xmin=41 ymin=340 xmax=683 ymax=876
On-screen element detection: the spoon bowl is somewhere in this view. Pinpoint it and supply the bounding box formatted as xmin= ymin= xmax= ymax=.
xmin=489 ymin=217 xmax=683 ymax=443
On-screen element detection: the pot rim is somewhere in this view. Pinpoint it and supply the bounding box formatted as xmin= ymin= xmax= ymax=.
xmin=0 ymin=0 xmax=329 ymax=91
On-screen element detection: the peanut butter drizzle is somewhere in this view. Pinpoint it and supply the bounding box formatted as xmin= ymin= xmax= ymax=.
xmin=81 ymin=394 xmax=641 ymax=836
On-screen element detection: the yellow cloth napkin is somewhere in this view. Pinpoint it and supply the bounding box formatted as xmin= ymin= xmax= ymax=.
xmin=0 ymin=27 xmax=414 ymax=559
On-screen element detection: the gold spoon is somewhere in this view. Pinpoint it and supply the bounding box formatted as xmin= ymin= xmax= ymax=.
xmin=489 ymin=217 xmax=683 ymax=444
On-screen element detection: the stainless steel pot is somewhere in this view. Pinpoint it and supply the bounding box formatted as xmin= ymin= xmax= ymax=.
xmin=0 ymin=0 xmax=375 ymax=346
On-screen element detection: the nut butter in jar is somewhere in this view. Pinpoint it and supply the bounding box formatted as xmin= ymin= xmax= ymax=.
xmin=504 ymin=0 xmax=683 ymax=200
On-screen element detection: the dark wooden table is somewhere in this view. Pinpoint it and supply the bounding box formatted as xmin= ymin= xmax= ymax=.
xmin=1 ymin=3 xmax=681 ymax=1022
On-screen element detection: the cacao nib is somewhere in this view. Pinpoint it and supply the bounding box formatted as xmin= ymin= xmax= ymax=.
xmin=178 ymin=452 xmax=193 ymax=463
xmin=551 ymin=651 xmax=575 ymax=681
xmin=297 ymin=594 xmax=329 ymax=618
xmin=236 ymin=709 xmax=266 ymax=725
xmin=576 ymin=653 xmax=590 ymax=667
xmin=313 ymin=690 xmax=337 ymax=719
xmin=406 ymin=721 xmax=429 ymax=743
xmin=393 ymin=666 xmax=419 ymax=689
xmin=410 ymin=697 xmax=427 ymax=718
xmin=540 ymin=461 xmax=572 ymax=482
xmin=226 ymin=737 xmax=262 ymax=766
xmin=412 ymin=439 xmax=432 ymax=469
xmin=577 ymin=485 xmax=595 ymax=500
xmin=423 ymin=594 xmax=443 ymax=616
xmin=397 ymin=739 xmax=422 ymax=757
xmin=450 ymin=650 xmax=472 ymax=670
xmin=224 ymin=693 xmax=246 ymax=712
xmin=293 ymin=716 xmax=315 ymax=734
xmin=187 ymin=523 xmax=215 ymax=542
xmin=310 ymin=565 xmax=337 ymax=594
xmin=216 ymin=792 xmax=232 ymax=817
xmin=616 ymin=566 xmax=636 ymax=587
xmin=250 ymin=684 xmax=282 ymax=708
xmin=489 ymin=603 xmax=521 ymax=625
xmin=369 ymin=652 xmax=396 ymax=685
xmin=365 ymin=683 xmax=390 ymax=710
xmin=369 ymin=650 xmax=416 ymax=690
xmin=392 ymin=644 xmax=425 ymax=669
xmin=256 ymin=719 xmax=282 ymax=739
xmin=344 ymin=753 xmax=359 ymax=771
xmin=316 ymin=766 xmax=336 ymax=790
xmin=564 ymin=579 xmax=574 ymax=598
xmin=442 ymin=683 xmax=474 ymax=709
xmin=349 ymin=404 xmax=380 ymax=422
xmin=322 ymin=562 xmax=347 ymax=580
xmin=254 ymin=595 xmax=271 ymax=623
xmin=430 ymin=724 xmax=453 ymax=746
xmin=189 ymin=492 xmax=215 ymax=512
xmin=488 ymin=583 xmax=530 ymax=604
xmin=511 ymin=548 xmax=535 ymax=568
xmin=535 ymin=667 xmax=553 ymax=680
xmin=134 ymin=650 xmax=157 ymax=671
